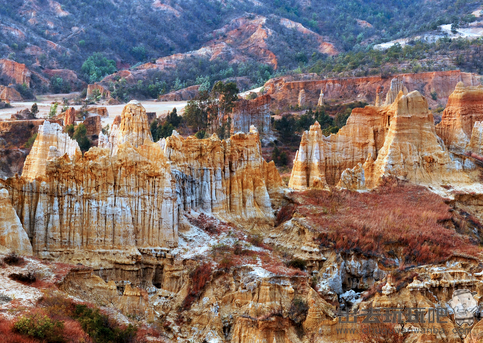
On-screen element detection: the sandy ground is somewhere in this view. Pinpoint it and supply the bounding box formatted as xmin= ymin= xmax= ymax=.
xmin=0 ymin=94 xmax=187 ymax=127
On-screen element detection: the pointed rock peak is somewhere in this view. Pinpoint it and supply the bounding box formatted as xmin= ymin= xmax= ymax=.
xmin=455 ymin=81 xmax=465 ymax=89
xmin=310 ymin=121 xmax=321 ymax=131
xmin=249 ymin=125 xmax=259 ymax=134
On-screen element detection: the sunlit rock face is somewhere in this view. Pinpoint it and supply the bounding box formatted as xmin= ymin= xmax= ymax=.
xmin=0 ymin=188 xmax=32 ymax=255
xmin=289 ymin=90 xmax=464 ymax=190
xmin=436 ymin=82 xmax=483 ymax=153
xmin=2 ymin=102 xmax=282 ymax=260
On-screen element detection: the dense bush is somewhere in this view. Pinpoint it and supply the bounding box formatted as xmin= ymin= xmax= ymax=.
xmin=14 ymin=312 xmax=64 ymax=342
xmin=73 ymin=305 xmax=137 ymax=343
xmin=73 ymin=124 xmax=91 ymax=152
xmin=81 ymin=53 xmax=117 ymax=83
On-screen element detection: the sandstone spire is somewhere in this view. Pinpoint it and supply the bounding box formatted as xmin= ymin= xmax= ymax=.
xmin=22 ymin=121 xmax=80 ymax=180
xmin=436 ymin=82 xmax=483 ymax=153
xmin=384 ymin=77 xmax=408 ymax=105
xmin=112 ymin=100 xmax=153 ymax=154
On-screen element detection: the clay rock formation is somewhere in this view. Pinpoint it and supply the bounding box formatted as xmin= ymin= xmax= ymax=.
xmin=157 ymin=84 xmax=200 ymax=101
xmin=436 ymin=82 xmax=483 ymax=153
xmin=231 ymin=94 xmax=273 ymax=140
xmin=374 ymin=85 xmax=384 ymax=106
xmin=0 ymin=86 xmax=23 ymax=102
xmin=362 ymin=91 xmax=460 ymax=188
xmin=22 ymin=121 xmax=81 ymax=180
xmin=82 ymin=115 xmax=102 ymax=138
xmin=384 ymin=77 xmax=408 ymax=105
xmin=87 ymin=83 xmax=111 ymax=98
xmin=317 ymin=90 xmax=324 ymax=106
xmin=3 ymin=102 xmax=282 ymax=262
xmin=64 ymin=107 xmax=76 ymax=126
xmin=112 ymin=100 xmax=153 ymax=154
xmin=298 ymin=89 xmax=306 ymax=107
xmin=265 ymin=70 xmax=480 ymax=109
xmin=0 ymin=59 xmax=31 ymax=87
xmin=163 ymin=126 xmax=282 ymax=223
xmin=290 ymin=90 xmax=462 ymax=190
xmin=0 ymin=188 xmax=32 ymax=255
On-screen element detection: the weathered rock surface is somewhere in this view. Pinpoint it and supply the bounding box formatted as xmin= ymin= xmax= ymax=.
xmin=384 ymin=76 xmax=408 ymax=105
xmin=289 ymin=90 xmax=464 ymax=190
xmin=112 ymin=100 xmax=153 ymax=155
xmin=265 ymin=70 xmax=480 ymax=108
xmin=0 ymin=59 xmax=31 ymax=87
xmin=163 ymin=126 xmax=282 ymax=224
xmin=0 ymin=85 xmax=23 ymax=102
xmin=21 ymin=121 xmax=80 ymax=180
xmin=230 ymin=94 xmax=273 ymax=141
xmin=0 ymin=188 xmax=32 ymax=255
xmin=64 ymin=107 xmax=76 ymax=126
xmin=82 ymin=115 xmax=102 ymax=138
xmin=436 ymin=82 xmax=483 ymax=153
xmin=87 ymin=83 xmax=111 ymax=98
xmin=3 ymin=102 xmax=282 ymax=268
xmin=158 ymin=85 xmax=200 ymax=101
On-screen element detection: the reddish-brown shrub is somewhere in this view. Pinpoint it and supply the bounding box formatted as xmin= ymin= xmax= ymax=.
xmin=0 ymin=318 xmax=37 ymax=343
xmin=276 ymin=204 xmax=295 ymax=226
xmin=294 ymin=182 xmax=481 ymax=265
xmin=181 ymin=263 xmax=212 ymax=311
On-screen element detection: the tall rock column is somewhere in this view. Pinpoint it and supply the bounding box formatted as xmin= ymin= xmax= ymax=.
xmin=22 ymin=121 xmax=81 ymax=180
xmin=0 ymin=188 xmax=32 ymax=255
xmin=113 ymin=100 xmax=153 ymax=154
xmin=436 ymin=82 xmax=483 ymax=153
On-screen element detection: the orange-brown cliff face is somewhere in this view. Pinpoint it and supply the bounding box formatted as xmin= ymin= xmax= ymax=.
xmin=0 ymin=85 xmax=23 ymax=102
xmin=289 ymin=90 xmax=465 ymax=190
xmin=436 ymin=82 xmax=483 ymax=153
xmin=265 ymin=70 xmax=480 ymax=108
xmin=0 ymin=59 xmax=32 ymax=87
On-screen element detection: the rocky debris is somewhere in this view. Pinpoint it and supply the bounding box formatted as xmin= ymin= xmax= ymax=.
xmin=10 ymin=108 xmax=35 ymax=120
xmin=436 ymin=82 xmax=483 ymax=153
xmin=0 ymin=188 xmax=32 ymax=255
